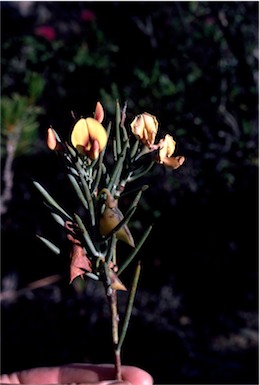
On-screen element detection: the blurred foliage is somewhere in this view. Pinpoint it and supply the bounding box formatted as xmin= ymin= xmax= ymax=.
xmin=1 ymin=71 xmax=44 ymax=157
xmin=1 ymin=1 xmax=258 ymax=384
xmin=1 ymin=1 xmax=258 ymax=194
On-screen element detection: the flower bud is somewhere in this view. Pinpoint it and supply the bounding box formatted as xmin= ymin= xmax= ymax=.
xmin=131 ymin=112 xmax=158 ymax=147
xmin=94 ymin=101 xmax=104 ymax=123
xmin=46 ymin=127 xmax=63 ymax=151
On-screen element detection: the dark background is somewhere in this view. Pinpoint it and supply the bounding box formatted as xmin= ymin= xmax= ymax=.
xmin=1 ymin=2 xmax=258 ymax=384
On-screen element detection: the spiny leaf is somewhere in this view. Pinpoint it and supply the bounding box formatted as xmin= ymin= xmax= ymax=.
xmin=74 ymin=213 xmax=99 ymax=257
xmin=36 ymin=235 xmax=60 ymax=255
xmin=51 ymin=212 xmax=66 ymax=227
xmin=118 ymin=261 xmax=141 ymax=350
xmin=118 ymin=225 xmax=153 ymax=275
xmin=33 ymin=181 xmax=72 ymax=220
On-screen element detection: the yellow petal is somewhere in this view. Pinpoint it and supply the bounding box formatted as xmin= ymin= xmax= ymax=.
xmin=131 ymin=112 xmax=158 ymax=147
xmin=71 ymin=118 xmax=107 ymax=159
xmin=71 ymin=118 xmax=89 ymax=155
xmin=130 ymin=114 xmax=145 ymax=139
xmin=143 ymin=112 xmax=158 ymax=145
xmin=158 ymin=134 xmax=176 ymax=162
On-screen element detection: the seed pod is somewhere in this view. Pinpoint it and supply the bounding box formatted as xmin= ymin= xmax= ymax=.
xmin=99 ymin=189 xmax=135 ymax=247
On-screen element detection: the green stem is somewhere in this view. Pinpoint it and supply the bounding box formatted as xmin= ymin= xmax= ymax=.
xmin=130 ymin=138 xmax=140 ymax=160
xmin=115 ymin=99 xmax=122 ymax=156
xmin=67 ymin=174 xmax=89 ymax=212
xmin=108 ymin=140 xmax=129 ymax=193
xmin=74 ymin=160 xmax=96 ymax=227
xmin=127 ymin=161 xmax=155 ymax=183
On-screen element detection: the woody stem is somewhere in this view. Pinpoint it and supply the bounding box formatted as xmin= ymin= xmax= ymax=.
xmin=110 ymin=288 xmax=122 ymax=381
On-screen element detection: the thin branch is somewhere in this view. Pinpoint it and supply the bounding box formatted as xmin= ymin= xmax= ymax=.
xmin=0 ymin=126 xmax=21 ymax=215
xmin=118 ymin=261 xmax=141 ymax=351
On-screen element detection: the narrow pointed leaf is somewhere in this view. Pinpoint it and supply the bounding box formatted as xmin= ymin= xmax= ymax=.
xmin=33 ymin=181 xmax=72 ymax=220
xmin=74 ymin=213 xmax=99 ymax=257
xmin=130 ymin=138 xmax=140 ymax=160
xmin=72 ymin=158 xmax=95 ymax=226
xmin=108 ymin=140 xmax=129 ymax=192
xmin=68 ymin=174 xmax=89 ymax=211
xmin=105 ymin=234 xmax=117 ymax=264
xmin=127 ymin=161 xmax=155 ymax=183
xmin=115 ymin=99 xmax=122 ymax=155
xmin=36 ymin=235 xmax=60 ymax=255
xmin=51 ymin=212 xmax=66 ymax=227
xmin=118 ymin=261 xmax=141 ymax=350
xmin=125 ymin=185 xmax=148 ymax=217
xmin=118 ymin=225 xmax=153 ymax=275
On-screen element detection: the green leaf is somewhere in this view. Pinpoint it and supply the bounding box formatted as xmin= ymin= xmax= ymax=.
xmin=33 ymin=181 xmax=72 ymax=220
xmin=36 ymin=235 xmax=60 ymax=255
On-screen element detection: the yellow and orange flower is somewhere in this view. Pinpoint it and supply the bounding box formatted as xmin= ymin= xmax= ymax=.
xmin=130 ymin=112 xmax=158 ymax=148
xmin=158 ymin=134 xmax=176 ymax=163
xmin=157 ymin=134 xmax=185 ymax=170
xmin=71 ymin=102 xmax=107 ymax=160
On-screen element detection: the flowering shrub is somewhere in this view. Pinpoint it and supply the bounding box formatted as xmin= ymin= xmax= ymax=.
xmin=35 ymin=100 xmax=185 ymax=380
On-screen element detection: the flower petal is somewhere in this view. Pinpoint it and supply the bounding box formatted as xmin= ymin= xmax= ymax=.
xmin=158 ymin=134 xmax=176 ymax=162
xmin=131 ymin=112 xmax=158 ymax=147
xmin=71 ymin=118 xmax=90 ymax=155
xmin=86 ymin=117 xmax=108 ymax=159
xmin=71 ymin=117 xmax=107 ymax=159
xmin=162 ymin=155 xmax=185 ymax=169
xmin=143 ymin=112 xmax=158 ymax=146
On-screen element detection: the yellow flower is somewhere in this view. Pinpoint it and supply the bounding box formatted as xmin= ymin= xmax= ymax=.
xmin=71 ymin=117 xmax=107 ymax=160
xmin=158 ymin=134 xmax=176 ymax=163
xmin=130 ymin=112 xmax=158 ymax=147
